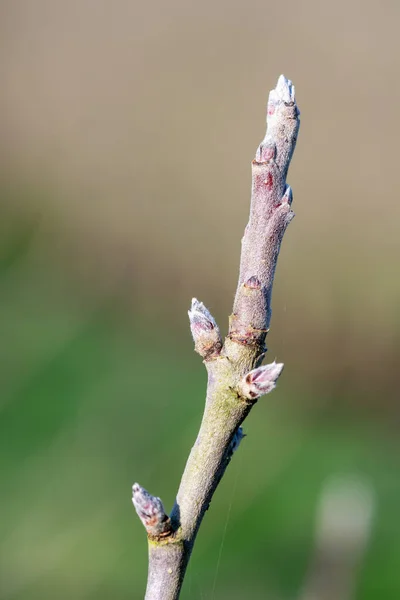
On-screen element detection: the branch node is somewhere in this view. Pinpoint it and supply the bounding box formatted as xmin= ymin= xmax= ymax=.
xmin=228 ymin=313 xmax=269 ymax=349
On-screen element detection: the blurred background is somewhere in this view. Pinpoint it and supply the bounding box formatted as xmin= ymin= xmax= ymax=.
xmin=1 ymin=1 xmax=399 ymax=598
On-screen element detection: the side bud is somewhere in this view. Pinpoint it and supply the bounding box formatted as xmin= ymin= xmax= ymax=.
xmin=281 ymin=184 xmax=293 ymax=206
xmin=132 ymin=483 xmax=171 ymax=537
xmin=238 ymin=361 xmax=284 ymax=400
xmin=188 ymin=298 xmax=222 ymax=359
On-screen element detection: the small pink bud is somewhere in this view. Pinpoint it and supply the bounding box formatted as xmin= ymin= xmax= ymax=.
xmin=188 ymin=298 xmax=222 ymax=359
xmin=132 ymin=483 xmax=171 ymax=537
xmin=244 ymin=276 xmax=261 ymax=289
xmin=263 ymin=145 xmax=276 ymax=161
xmin=239 ymin=361 xmax=284 ymax=400
xmin=256 ymin=140 xmax=276 ymax=162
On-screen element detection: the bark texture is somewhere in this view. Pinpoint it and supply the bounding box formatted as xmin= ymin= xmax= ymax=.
xmin=133 ymin=74 xmax=300 ymax=600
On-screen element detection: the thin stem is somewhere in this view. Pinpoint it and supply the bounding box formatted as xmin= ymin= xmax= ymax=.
xmin=133 ymin=74 xmax=300 ymax=600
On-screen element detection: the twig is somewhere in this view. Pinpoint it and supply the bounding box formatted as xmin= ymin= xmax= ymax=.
xmin=132 ymin=74 xmax=300 ymax=600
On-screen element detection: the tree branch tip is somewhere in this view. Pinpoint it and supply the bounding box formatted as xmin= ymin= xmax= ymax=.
xmin=267 ymin=74 xmax=300 ymax=125
xmin=239 ymin=361 xmax=284 ymax=400
xmin=268 ymin=74 xmax=295 ymax=106
xmin=277 ymin=74 xmax=295 ymax=101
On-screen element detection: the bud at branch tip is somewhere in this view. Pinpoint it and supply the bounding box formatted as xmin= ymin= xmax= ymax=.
xmin=269 ymin=75 xmax=296 ymax=106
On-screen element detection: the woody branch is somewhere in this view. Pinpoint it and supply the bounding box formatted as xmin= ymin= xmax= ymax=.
xmin=132 ymin=74 xmax=300 ymax=600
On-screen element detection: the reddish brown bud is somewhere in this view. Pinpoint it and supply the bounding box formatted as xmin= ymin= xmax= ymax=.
xmin=244 ymin=276 xmax=261 ymax=289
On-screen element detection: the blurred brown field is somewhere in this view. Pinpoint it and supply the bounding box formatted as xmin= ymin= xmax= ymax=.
xmin=1 ymin=1 xmax=400 ymax=599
